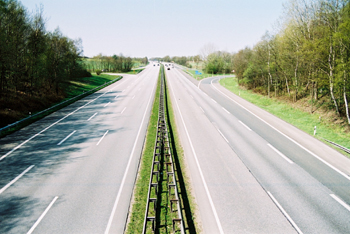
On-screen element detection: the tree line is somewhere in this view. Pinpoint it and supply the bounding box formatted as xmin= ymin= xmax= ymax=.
xmin=0 ymin=0 xmax=90 ymax=98
xmin=152 ymin=55 xmax=195 ymax=68
xmin=82 ymin=54 xmax=148 ymax=73
xmin=229 ymin=0 xmax=350 ymax=124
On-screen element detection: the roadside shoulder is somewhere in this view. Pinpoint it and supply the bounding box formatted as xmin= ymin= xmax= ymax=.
xmin=212 ymin=79 xmax=350 ymax=178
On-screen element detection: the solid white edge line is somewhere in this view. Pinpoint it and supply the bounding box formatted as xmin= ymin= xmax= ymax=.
xmin=198 ymin=79 xmax=203 ymax=89
xmin=199 ymin=107 xmax=205 ymax=113
xmin=96 ymin=130 xmax=109 ymax=146
xmin=267 ymin=191 xmax=303 ymax=234
xmin=104 ymin=75 xmax=156 ymax=234
xmin=57 ymin=130 xmax=76 ymax=146
xmin=0 ymin=165 xmax=35 ymax=194
xmin=88 ymin=112 xmax=98 ymax=121
xmin=211 ymin=98 xmax=217 ymax=103
xmin=168 ymin=75 xmax=225 ymax=234
xmin=104 ymin=102 xmax=111 ymax=107
xmin=1 ymin=79 xmax=127 ymax=161
xmin=210 ymin=78 xmax=350 ymax=182
xmin=239 ymin=121 xmax=252 ymax=131
xmin=27 ymin=196 xmax=59 ymax=234
xmin=267 ymin=144 xmax=294 ymax=164
xmin=330 ymin=194 xmax=350 ymax=212
xmin=121 ymin=107 xmax=126 ymax=114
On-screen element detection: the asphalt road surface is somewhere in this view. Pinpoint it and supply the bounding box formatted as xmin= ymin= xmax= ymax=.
xmin=166 ymin=65 xmax=350 ymax=234
xmin=0 ymin=65 xmax=159 ymax=233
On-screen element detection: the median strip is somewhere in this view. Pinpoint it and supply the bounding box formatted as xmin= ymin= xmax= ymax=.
xmin=126 ymin=65 xmax=197 ymax=234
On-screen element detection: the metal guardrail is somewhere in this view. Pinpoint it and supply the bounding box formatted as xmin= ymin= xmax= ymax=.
xmin=0 ymin=76 xmax=122 ymax=135
xmin=323 ymin=138 xmax=350 ymax=154
xmin=142 ymin=66 xmax=184 ymax=233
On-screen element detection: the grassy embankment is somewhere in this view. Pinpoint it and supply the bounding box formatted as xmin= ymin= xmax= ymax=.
xmin=126 ymin=68 xmax=197 ymax=233
xmin=64 ymin=73 xmax=120 ymax=99
xmin=0 ymin=73 xmax=121 ymax=137
xmin=220 ymin=77 xmax=350 ymax=156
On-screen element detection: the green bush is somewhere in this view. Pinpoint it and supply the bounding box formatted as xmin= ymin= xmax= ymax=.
xmin=96 ymin=69 xmax=102 ymax=75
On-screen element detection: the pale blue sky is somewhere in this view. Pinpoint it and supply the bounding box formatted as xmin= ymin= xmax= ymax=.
xmin=20 ymin=0 xmax=286 ymax=58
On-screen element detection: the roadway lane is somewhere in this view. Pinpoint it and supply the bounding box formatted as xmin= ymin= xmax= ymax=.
xmin=0 ymin=65 xmax=159 ymax=233
xmin=167 ymin=65 xmax=350 ymax=233
xmin=165 ymin=65 xmax=297 ymax=234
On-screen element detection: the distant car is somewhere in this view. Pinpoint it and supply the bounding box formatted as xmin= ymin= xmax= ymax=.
xmin=157 ymin=64 xmax=159 ymax=66
xmin=153 ymin=64 xmax=155 ymax=66
xmin=167 ymin=67 xmax=170 ymax=70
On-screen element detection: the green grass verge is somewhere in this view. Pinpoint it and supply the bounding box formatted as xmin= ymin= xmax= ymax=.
xmin=220 ymin=77 xmax=350 ymax=156
xmin=126 ymin=70 xmax=161 ymax=233
xmin=125 ymin=68 xmax=145 ymax=74
xmin=65 ymin=73 xmax=120 ymax=98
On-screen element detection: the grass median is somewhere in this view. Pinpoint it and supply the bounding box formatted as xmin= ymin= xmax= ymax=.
xmin=126 ymin=67 xmax=198 ymax=233
xmin=126 ymin=70 xmax=160 ymax=233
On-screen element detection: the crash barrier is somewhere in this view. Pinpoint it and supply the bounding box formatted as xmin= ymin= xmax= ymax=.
xmin=142 ymin=67 xmax=184 ymax=233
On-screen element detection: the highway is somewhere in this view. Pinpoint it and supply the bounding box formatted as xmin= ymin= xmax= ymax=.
xmin=166 ymin=65 xmax=350 ymax=233
xmin=0 ymin=65 xmax=159 ymax=233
